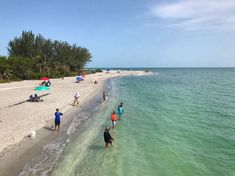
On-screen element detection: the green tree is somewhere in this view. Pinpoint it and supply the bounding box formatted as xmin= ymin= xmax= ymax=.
xmin=5 ymin=31 xmax=92 ymax=81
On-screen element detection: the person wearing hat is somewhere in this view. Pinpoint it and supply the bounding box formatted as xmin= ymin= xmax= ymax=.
xmin=103 ymin=127 xmax=114 ymax=148
xmin=73 ymin=92 xmax=80 ymax=106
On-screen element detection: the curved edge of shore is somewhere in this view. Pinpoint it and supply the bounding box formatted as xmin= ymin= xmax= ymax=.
xmin=0 ymin=71 xmax=153 ymax=176
xmin=0 ymin=79 xmax=108 ymax=176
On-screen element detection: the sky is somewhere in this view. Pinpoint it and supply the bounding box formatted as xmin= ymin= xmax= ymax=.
xmin=0 ymin=0 xmax=235 ymax=67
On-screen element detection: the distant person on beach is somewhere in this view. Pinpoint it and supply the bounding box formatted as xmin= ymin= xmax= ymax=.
xmin=34 ymin=94 xmax=40 ymax=102
xmin=40 ymin=81 xmax=46 ymax=86
xmin=29 ymin=95 xmax=34 ymax=102
xmin=29 ymin=94 xmax=41 ymax=102
xmin=73 ymin=92 xmax=80 ymax=106
xmin=104 ymin=127 xmax=114 ymax=148
xmin=45 ymin=80 xmax=51 ymax=87
xmin=111 ymin=111 xmax=117 ymax=128
xmin=54 ymin=108 xmax=63 ymax=132
xmin=103 ymin=91 xmax=106 ymax=102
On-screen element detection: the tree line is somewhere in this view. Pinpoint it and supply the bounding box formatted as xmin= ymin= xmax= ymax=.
xmin=0 ymin=31 xmax=92 ymax=82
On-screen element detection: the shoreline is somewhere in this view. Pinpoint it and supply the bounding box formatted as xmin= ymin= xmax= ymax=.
xmin=0 ymin=70 xmax=151 ymax=175
xmin=0 ymin=79 xmax=107 ymax=176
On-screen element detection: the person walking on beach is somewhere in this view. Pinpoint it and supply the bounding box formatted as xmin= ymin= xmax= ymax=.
xmin=111 ymin=111 xmax=117 ymax=128
xmin=73 ymin=92 xmax=80 ymax=106
xmin=104 ymin=127 xmax=114 ymax=148
xmin=54 ymin=108 xmax=63 ymax=132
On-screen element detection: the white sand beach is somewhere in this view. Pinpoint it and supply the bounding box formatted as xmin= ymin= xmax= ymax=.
xmin=0 ymin=70 xmax=149 ymax=155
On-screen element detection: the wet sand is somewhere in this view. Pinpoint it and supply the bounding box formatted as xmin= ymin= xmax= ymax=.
xmin=0 ymin=88 xmax=103 ymax=176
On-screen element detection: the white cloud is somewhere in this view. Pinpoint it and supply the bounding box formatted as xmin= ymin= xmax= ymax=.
xmin=150 ymin=0 xmax=235 ymax=31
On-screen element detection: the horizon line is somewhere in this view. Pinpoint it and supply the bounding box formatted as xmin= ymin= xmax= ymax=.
xmin=87 ymin=66 xmax=235 ymax=69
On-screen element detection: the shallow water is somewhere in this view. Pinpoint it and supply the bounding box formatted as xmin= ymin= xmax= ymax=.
xmin=20 ymin=69 xmax=235 ymax=176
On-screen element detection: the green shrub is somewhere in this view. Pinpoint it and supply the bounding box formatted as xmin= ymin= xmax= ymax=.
xmin=95 ymin=69 xmax=103 ymax=72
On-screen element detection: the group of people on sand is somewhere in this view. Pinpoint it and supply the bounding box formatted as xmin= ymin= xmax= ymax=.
xmin=104 ymin=101 xmax=124 ymax=148
xmin=40 ymin=80 xmax=51 ymax=87
xmin=29 ymin=94 xmax=41 ymax=102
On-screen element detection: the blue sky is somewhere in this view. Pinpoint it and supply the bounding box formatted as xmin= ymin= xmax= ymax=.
xmin=0 ymin=0 xmax=235 ymax=67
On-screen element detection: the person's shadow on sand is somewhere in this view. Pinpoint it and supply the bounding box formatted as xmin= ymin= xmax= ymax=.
xmin=43 ymin=126 xmax=54 ymax=131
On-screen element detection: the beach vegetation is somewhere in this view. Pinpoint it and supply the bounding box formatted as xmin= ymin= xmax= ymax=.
xmin=95 ymin=68 xmax=103 ymax=72
xmin=84 ymin=69 xmax=103 ymax=74
xmin=0 ymin=31 xmax=92 ymax=81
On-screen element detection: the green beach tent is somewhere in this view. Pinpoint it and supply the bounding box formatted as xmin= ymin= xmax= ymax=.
xmin=34 ymin=86 xmax=50 ymax=91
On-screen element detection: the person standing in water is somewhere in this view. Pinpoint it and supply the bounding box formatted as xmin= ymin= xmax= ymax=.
xmin=119 ymin=101 xmax=123 ymax=107
xmin=103 ymin=91 xmax=106 ymax=102
xmin=54 ymin=108 xmax=63 ymax=132
xmin=117 ymin=105 xmax=123 ymax=119
xmin=103 ymin=127 xmax=114 ymax=148
xmin=111 ymin=111 xmax=117 ymax=128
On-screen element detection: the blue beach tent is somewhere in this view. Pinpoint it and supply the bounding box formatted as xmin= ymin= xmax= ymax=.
xmin=76 ymin=76 xmax=84 ymax=81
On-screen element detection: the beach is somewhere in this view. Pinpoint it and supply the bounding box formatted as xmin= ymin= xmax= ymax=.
xmin=0 ymin=70 xmax=149 ymax=176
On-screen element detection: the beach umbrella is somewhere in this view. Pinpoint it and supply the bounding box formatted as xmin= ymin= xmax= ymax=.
xmin=76 ymin=76 xmax=84 ymax=81
xmin=34 ymin=86 xmax=50 ymax=91
xmin=40 ymin=77 xmax=49 ymax=81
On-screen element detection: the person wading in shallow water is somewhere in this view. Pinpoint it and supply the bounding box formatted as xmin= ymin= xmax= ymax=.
xmin=103 ymin=127 xmax=114 ymax=148
xmin=103 ymin=91 xmax=106 ymax=102
xmin=117 ymin=105 xmax=124 ymax=119
xmin=119 ymin=101 xmax=123 ymax=107
xmin=111 ymin=111 xmax=117 ymax=128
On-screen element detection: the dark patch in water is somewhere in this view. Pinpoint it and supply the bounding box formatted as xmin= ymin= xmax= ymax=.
xmin=89 ymin=145 xmax=104 ymax=150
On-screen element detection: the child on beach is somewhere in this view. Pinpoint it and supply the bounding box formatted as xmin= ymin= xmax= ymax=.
xmin=73 ymin=92 xmax=80 ymax=106
xmin=54 ymin=108 xmax=63 ymax=132
xmin=111 ymin=111 xmax=117 ymax=128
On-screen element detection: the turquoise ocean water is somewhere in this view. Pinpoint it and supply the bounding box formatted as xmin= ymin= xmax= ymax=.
xmin=20 ymin=68 xmax=235 ymax=176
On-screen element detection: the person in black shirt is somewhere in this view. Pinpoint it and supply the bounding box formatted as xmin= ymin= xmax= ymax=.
xmin=103 ymin=127 xmax=114 ymax=148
